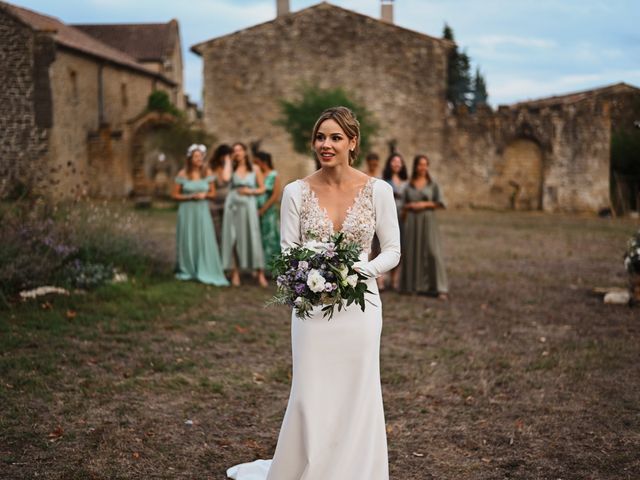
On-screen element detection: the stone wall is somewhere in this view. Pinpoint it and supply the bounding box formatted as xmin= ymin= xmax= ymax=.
xmin=198 ymin=4 xmax=451 ymax=185
xmin=0 ymin=10 xmax=51 ymax=197
xmin=441 ymin=97 xmax=612 ymax=213
xmin=48 ymin=49 xmax=175 ymax=198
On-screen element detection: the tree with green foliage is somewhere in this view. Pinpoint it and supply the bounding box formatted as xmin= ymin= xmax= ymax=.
xmin=277 ymin=84 xmax=377 ymax=166
xmin=443 ymin=24 xmax=472 ymax=108
xmin=146 ymin=91 xmax=214 ymax=160
xmin=471 ymin=68 xmax=489 ymax=111
xmin=612 ymin=130 xmax=640 ymax=176
xmin=147 ymin=90 xmax=181 ymax=117
xmin=444 ymin=24 xmax=488 ymax=110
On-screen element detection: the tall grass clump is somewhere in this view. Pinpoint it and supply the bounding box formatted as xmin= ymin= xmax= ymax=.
xmin=0 ymin=200 xmax=170 ymax=300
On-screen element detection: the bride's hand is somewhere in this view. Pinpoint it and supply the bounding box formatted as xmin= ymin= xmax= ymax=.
xmin=353 ymin=261 xmax=373 ymax=278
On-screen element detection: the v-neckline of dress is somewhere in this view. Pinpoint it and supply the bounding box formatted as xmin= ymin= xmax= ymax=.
xmin=302 ymin=177 xmax=374 ymax=234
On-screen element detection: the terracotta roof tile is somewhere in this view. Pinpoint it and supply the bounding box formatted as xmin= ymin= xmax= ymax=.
xmin=73 ymin=21 xmax=178 ymax=62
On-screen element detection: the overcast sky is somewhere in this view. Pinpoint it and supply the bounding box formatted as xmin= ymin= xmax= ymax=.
xmin=11 ymin=0 xmax=640 ymax=106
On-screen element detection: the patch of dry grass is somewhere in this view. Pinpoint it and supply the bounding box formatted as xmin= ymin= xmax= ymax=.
xmin=1 ymin=210 xmax=638 ymax=479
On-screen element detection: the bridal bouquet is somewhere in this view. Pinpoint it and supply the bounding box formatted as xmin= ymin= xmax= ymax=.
xmin=268 ymin=232 xmax=373 ymax=320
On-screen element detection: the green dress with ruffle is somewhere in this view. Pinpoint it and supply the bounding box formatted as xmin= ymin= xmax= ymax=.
xmin=174 ymin=175 xmax=229 ymax=286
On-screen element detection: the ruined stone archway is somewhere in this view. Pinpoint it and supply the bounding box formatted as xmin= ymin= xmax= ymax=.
xmin=128 ymin=111 xmax=178 ymax=198
xmin=494 ymin=138 xmax=544 ymax=210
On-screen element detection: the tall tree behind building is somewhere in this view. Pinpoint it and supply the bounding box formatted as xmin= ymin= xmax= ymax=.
xmin=471 ymin=68 xmax=489 ymax=111
xmin=444 ymin=24 xmax=487 ymax=110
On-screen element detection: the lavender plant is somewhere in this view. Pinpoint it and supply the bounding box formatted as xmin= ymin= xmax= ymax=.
xmin=0 ymin=200 xmax=167 ymax=298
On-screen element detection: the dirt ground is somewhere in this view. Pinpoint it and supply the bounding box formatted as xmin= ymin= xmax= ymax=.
xmin=1 ymin=209 xmax=639 ymax=479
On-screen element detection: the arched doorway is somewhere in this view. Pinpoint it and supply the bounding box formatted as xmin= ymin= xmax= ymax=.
xmin=129 ymin=112 xmax=179 ymax=198
xmin=495 ymin=139 xmax=544 ymax=210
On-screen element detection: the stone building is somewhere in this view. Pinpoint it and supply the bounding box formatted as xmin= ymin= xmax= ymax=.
xmin=193 ymin=0 xmax=639 ymax=213
xmin=0 ymin=1 xmax=185 ymax=199
xmin=74 ymin=20 xmax=186 ymax=110
xmin=192 ymin=1 xmax=452 ymax=183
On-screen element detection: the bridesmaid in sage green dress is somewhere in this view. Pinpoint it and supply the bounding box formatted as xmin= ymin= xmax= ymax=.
xmin=172 ymin=144 xmax=229 ymax=286
xmin=221 ymin=142 xmax=268 ymax=287
xmin=400 ymin=154 xmax=449 ymax=300
xmin=254 ymin=151 xmax=282 ymax=274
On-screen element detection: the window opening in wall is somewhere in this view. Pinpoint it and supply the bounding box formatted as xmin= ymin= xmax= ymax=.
xmin=69 ymin=69 xmax=78 ymax=102
xmin=121 ymin=83 xmax=128 ymax=107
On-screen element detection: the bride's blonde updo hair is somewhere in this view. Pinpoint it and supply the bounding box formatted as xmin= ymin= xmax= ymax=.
xmin=311 ymin=106 xmax=361 ymax=165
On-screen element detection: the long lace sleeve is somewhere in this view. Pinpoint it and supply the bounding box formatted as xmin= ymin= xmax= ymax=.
xmin=355 ymin=180 xmax=401 ymax=278
xmin=280 ymin=181 xmax=301 ymax=250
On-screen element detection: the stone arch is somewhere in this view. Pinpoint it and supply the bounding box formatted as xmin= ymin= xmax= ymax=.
xmin=128 ymin=111 xmax=178 ymax=198
xmin=492 ymin=138 xmax=544 ymax=210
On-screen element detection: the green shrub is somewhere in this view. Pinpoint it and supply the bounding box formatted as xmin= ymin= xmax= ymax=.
xmin=276 ymin=84 xmax=377 ymax=166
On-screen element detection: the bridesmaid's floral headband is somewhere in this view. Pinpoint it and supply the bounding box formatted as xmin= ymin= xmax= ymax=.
xmin=187 ymin=144 xmax=207 ymax=158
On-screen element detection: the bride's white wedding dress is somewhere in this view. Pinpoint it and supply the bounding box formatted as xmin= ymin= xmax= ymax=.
xmin=227 ymin=177 xmax=400 ymax=480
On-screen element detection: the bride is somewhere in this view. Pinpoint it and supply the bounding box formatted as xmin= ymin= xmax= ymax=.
xmin=227 ymin=106 xmax=401 ymax=480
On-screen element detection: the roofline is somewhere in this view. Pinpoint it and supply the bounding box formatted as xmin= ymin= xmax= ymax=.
xmin=56 ymin=42 xmax=177 ymax=87
xmin=72 ymin=21 xmax=173 ymax=28
xmin=0 ymin=1 xmax=32 ymax=30
xmin=72 ymin=20 xmax=181 ymax=63
xmin=191 ymin=1 xmax=453 ymax=56
xmin=0 ymin=2 xmax=176 ymax=85
xmin=503 ymin=82 xmax=640 ymax=108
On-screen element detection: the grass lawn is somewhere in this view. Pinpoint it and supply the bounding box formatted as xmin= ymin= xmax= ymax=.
xmin=1 ymin=208 xmax=638 ymax=479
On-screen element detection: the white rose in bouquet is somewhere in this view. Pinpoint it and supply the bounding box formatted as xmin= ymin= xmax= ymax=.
xmin=305 ymin=240 xmax=330 ymax=253
xmin=346 ymin=274 xmax=359 ymax=288
xmin=306 ymin=269 xmax=327 ymax=293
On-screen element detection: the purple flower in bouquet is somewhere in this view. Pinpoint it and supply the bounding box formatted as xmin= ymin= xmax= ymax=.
xmin=324 ymin=282 xmax=337 ymax=293
xmin=267 ymin=232 xmax=374 ymax=320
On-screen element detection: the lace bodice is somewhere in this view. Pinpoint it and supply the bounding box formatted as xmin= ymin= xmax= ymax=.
xmin=280 ymin=178 xmax=400 ymax=279
xmin=298 ymin=178 xmax=376 ymax=254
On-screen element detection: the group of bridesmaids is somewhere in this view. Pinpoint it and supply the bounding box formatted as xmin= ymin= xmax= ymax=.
xmin=364 ymin=151 xmax=449 ymax=300
xmin=172 ymin=142 xmax=448 ymax=299
xmin=172 ymin=142 xmax=281 ymax=287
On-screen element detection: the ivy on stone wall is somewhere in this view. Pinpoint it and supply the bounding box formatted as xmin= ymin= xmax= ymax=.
xmin=147 ymin=90 xmax=181 ymax=117
xmin=146 ymin=91 xmax=214 ymax=161
xmin=276 ymin=84 xmax=377 ymax=167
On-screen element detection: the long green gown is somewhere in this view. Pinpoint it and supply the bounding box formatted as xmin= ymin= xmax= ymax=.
xmin=175 ymin=175 xmax=229 ymax=286
xmin=400 ymin=179 xmax=449 ymax=294
xmin=256 ymin=170 xmax=281 ymax=272
xmin=221 ymin=171 xmax=265 ymax=271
